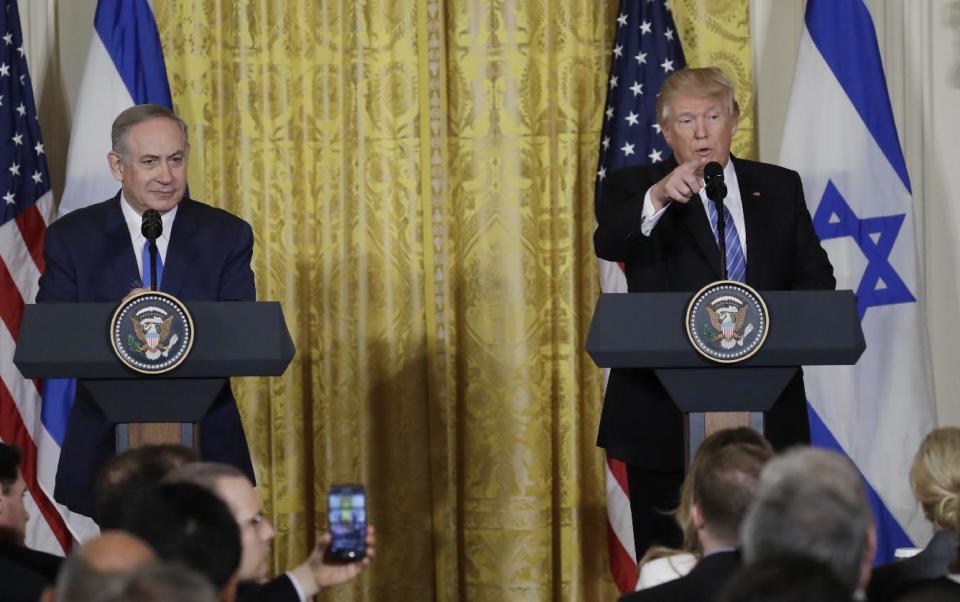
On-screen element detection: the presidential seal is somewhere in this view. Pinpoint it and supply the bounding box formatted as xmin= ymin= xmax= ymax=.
xmin=685 ymin=281 xmax=769 ymax=364
xmin=110 ymin=291 xmax=195 ymax=374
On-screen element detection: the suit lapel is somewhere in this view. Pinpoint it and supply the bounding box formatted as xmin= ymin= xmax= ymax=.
xmin=159 ymin=199 xmax=196 ymax=296
xmin=734 ymin=157 xmax=764 ymax=286
xmin=104 ymin=194 xmax=140 ymax=295
xmin=669 ymin=156 xmax=722 ymax=279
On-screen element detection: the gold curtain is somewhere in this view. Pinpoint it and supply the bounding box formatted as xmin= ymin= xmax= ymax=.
xmin=151 ymin=1 xmax=752 ymax=599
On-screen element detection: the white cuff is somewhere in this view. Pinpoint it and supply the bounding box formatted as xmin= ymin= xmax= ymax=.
xmin=284 ymin=572 xmax=308 ymax=602
xmin=640 ymin=188 xmax=669 ymax=236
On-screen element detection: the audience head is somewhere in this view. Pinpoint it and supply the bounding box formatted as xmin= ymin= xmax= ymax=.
xmin=717 ymin=553 xmax=851 ymax=602
xmin=105 ymin=562 xmax=217 ymax=602
xmin=120 ymin=482 xmax=241 ymax=596
xmin=909 ymin=427 xmax=960 ymax=531
xmin=691 ymin=429 xmax=773 ymax=548
xmin=167 ymin=462 xmax=275 ymax=582
xmin=741 ymin=447 xmax=875 ymax=594
xmin=0 ymin=443 xmax=28 ymax=544
xmin=54 ymin=531 xmax=156 ymax=602
xmin=94 ymin=444 xmax=198 ymax=529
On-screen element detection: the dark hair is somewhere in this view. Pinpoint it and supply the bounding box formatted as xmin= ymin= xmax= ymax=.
xmin=718 ymin=554 xmax=850 ymax=602
xmin=692 ymin=434 xmax=773 ymax=543
xmin=95 ymin=445 xmax=199 ymax=529
xmin=119 ymin=482 xmax=240 ymax=590
xmin=0 ymin=443 xmax=22 ymax=495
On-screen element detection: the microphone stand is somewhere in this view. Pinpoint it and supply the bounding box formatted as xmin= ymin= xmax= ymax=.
xmin=148 ymin=240 xmax=159 ymax=292
xmin=715 ymin=197 xmax=727 ymax=281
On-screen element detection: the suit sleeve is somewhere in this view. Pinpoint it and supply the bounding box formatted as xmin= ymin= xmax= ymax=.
xmin=788 ymin=170 xmax=836 ymax=290
xmin=217 ymin=219 xmax=256 ymax=301
xmin=594 ymin=167 xmax=657 ymax=261
xmin=35 ymin=222 xmax=79 ymax=302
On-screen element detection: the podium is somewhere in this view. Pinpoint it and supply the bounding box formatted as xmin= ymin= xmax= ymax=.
xmin=586 ymin=290 xmax=865 ymax=461
xmin=14 ymin=301 xmax=295 ymax=449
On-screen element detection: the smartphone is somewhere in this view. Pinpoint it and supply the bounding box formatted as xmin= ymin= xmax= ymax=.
xmin=327 ymin=483 xmax=366 ymax=562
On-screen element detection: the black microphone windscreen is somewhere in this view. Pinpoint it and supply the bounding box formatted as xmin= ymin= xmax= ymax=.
xmin=141 ymin=209 xmax=163 ymax=240
xmin=704 ymin=161 xmax=724 ymax=182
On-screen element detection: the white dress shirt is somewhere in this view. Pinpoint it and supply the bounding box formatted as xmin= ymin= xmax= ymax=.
xmin=638 ymin=158 xmax=748 ymax=261
xmin=119 ymin=193 xmax=178 ymax=285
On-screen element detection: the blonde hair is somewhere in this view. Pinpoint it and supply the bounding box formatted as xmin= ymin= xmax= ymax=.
xmin=910 ymin=427 xmax=960 ymax=530
xmin=656 ymin=67 xmax=740 ymax=127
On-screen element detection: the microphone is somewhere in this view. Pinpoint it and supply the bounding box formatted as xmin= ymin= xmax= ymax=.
xmin=704 ymin=161 xmax=726 ymax=202
xmin=703 ymin=162 xmax=728 ymax=280
xmin=141 ymin=209 xmax=162 ymax=291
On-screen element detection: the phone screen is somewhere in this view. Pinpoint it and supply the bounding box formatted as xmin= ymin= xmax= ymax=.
xmin=328 ymin=484 xmax=366 ymax=561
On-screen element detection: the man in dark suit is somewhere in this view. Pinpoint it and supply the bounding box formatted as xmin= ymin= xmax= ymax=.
xmin=0 ymin=443 xmax=62 ymax=583
xmin=36 ymin=104 xmax=256 ymax=518
xmin=620 ymin=432 xmax=772 ymax=601
xmin=594 ymin=67 xmax=835 ymax=559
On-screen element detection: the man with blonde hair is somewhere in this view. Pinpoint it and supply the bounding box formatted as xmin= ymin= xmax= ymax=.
xmin=594 ymin=66 xmax=835 ymax=558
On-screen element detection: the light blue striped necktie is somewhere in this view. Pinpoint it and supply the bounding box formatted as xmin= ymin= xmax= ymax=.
xmin=142 ymin=239 xmax=164 ymax=289
xmin=705 ymin=201 xmax=746 ymax=282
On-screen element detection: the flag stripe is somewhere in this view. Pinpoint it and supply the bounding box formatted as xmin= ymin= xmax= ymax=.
xmin=0 ymin=382 xmax=70 ymax=550
xmin=15 ymin=202 xmax=46 ymax=272
xmin=0 ymin=256 xmax=23 ymax=337
xmin=804 ymin=0 xmax=910 ymax=192
xmin=94 ymin=0 xmax=173 ymax=106
xmin=0 ymin=218 xmax=42 ymax=303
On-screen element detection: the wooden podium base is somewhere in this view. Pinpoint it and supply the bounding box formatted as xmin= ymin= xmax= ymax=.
xmin=119 ymin=423 xmax=196 ymax=451
xmin=685 ymin=411 xmax=763 ymax=465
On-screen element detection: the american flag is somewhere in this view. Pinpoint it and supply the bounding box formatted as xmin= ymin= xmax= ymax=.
xmin=0 ymin=0 xmax=72 ymax=553
xmin=594 ymin=0 xmax=685 ymax=593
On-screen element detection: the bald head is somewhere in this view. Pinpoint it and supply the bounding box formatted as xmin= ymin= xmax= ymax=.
xmin=80 ymin=531 xmax=156 ymax=572
xmin=55 ymin=532 xmax=156 ymax=602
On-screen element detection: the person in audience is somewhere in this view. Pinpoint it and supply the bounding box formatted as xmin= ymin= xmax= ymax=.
xmin=869 ymin=427 xmax=960 ymax=601
xmin=740 ymin=447 xmax=876 ymax=598
xmin=716 ymin=553 xmax=851 ymax=602
xmin=635 ymin=428 xmax=773 ymax=590
xmin=52 ymin=530 xmax=157 ymax=602
xmin=0 ymin=442 xmax=63 ymax=583
xmin=119 ymin=482 xmax=242 ymax=602
xmin=167 ymin=462 xmax=375 ymax=601
xmin=94 ymin=444 xmax=199 ymax=529
xmin=106 ymin=562 xmax=217 ymax=602
xmin=620 ymin=430 xmax=773 ymax=601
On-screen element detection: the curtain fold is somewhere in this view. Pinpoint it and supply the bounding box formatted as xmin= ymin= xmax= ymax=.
xmin=150 ymin=1 xmax=749 ymax=599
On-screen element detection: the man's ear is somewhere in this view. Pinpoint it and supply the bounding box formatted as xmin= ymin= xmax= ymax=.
xmin=691 ymin=503 xmax=706 ymax=531
xmin=107 ymin=151 xmax=124 ymax=184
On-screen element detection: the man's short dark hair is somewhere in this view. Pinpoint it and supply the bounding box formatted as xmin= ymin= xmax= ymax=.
xmin=94 ymin=445 xmax=199 ymax=529
xmin=119 ymin=482 xmax=240 ymax=590
xmin=0 ymin=443 xmax=22 ymax=495
xmin=718 ymin=554 xmax=851 ymax=602
xmin=0 ymin=443 xmax=21 ymax=495
xmin=693 ymin=438 xmax=773 ymax=543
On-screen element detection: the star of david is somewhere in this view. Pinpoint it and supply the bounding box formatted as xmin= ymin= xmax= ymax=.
xmin=813 ymin=180 xmax=915 ymax=320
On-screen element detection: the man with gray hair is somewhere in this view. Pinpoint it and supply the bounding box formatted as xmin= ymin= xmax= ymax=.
xmin=740 ymin=447 xmax=876 ymax=597
xmin=37 ymin=104 xmax=258 ymax=518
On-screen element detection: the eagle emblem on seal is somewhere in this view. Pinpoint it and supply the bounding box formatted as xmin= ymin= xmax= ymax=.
xmin=706 ymin=300 xmax=754 ymax=349
xmin=129 ymin=314 xmax=179 ymax=360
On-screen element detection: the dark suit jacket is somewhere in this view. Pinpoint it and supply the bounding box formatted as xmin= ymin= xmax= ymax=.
xmin=869 ymin=529 xmax=958 ymax=602
xmin=36 ymin=193 xmax=257 ymax=517
xmin=595 ymin=156 xmax=835 ymax=469
xmin=0 ymin=539 xmax=61 ymax=583
xmin=619 ymin=549 xmax=740 ymax=602
xmin=0 ymin=556 xmax=47 ymax=602
xmin=236 ymin=574 xmax=300 ymax=602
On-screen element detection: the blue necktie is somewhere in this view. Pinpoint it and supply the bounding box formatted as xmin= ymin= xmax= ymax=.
xmin=142 ymin=240 xmax=164 ymax=289
xmin=706 ymin=201 xmax=746 ymax=282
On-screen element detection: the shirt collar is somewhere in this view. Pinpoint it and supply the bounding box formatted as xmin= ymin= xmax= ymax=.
xmin=120 ymin=192 xmax=178 ymax=242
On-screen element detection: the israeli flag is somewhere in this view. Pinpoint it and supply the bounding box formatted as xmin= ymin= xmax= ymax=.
xmin=779 ymin=0 xmax=936 ymax=562
xmin=39 ymin=0 xmax=174 ymax=540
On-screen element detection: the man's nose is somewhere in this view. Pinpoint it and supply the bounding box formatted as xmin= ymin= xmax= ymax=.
xmin=156 ymin=160 xmax=173 ymax=182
